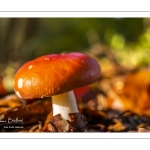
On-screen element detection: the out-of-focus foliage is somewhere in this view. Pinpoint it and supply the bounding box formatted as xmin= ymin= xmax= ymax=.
xmin=0 ymin=18 xmax=150 ymax=62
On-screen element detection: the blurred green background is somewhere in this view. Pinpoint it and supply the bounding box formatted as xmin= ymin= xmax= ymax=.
xmin=0 ymin=18 xmax=150 ymax=93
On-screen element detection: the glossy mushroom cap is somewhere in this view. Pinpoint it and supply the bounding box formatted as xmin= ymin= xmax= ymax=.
xmin=14 ymin=52 xmax=101 ymax=99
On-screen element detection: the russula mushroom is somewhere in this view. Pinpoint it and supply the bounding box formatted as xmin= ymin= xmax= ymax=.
xmin=13 ymin=52 xmax=101 ymax=131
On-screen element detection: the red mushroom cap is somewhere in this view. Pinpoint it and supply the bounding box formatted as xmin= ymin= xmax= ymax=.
xmin=13 ymin=52 xmax=101 ymax=99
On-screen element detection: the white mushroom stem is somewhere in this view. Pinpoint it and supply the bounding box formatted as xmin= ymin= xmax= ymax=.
xmin=52 ymin=90 xmax=79 ymax=131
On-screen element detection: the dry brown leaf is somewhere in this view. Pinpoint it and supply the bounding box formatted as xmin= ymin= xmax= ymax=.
xmin=43 ymin=111 xmax=53 ymax=132
xmin=0 ymin=93 xmax=26 ymax=109
xmin=2 ymin=97 xmax=52 ymax=126
xmin=107 ymin=121 xmax=127 ymax=132
xmin=138 ymin=128 xmax=150 ymax=132
xmin=0 ymin=107 xmax=11 ymax=115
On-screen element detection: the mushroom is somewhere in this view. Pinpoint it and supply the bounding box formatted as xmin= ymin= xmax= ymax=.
xmin=13 ymin=52 xmax=101 ymax=131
